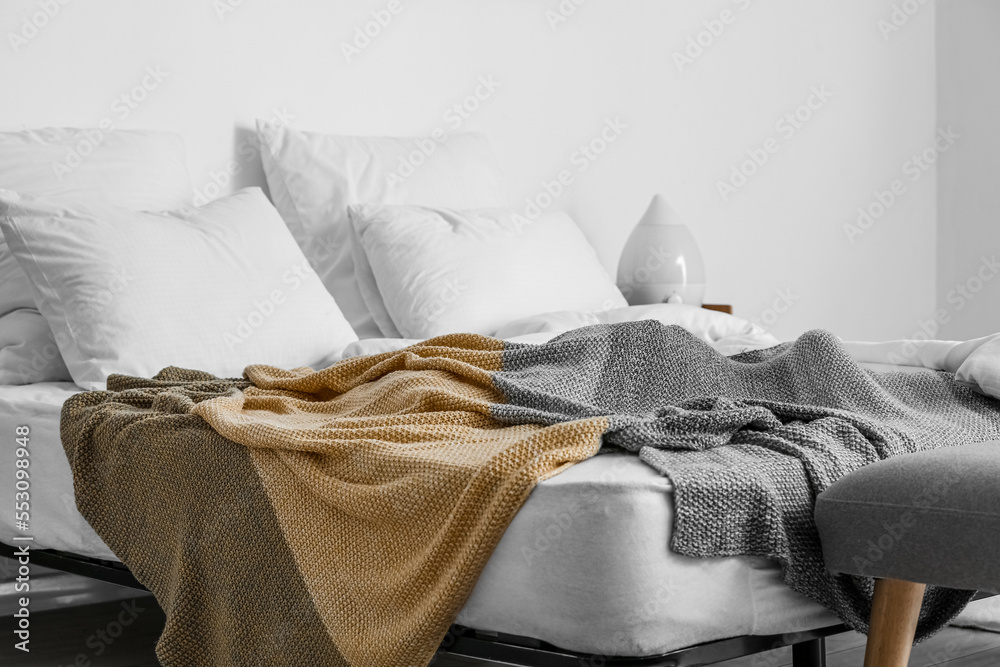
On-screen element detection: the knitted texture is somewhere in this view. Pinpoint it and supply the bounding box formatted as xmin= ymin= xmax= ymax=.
xmin=61 ymin=322 xmax=1000 ymax=666
xmin=62 ymin=334 xmax=605 ymax=666
xmin=494 ymin=322 xmax=1000 ymax=640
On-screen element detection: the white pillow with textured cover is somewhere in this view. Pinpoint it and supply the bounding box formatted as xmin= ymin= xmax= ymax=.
xmin=0 ymin=188 xmax=357 ymax=390
xmin=349 ymin=204 xmax=627 ymax=339
xmin=258 ymin=124 xmax=509 ymax=338
xmin=0 ymin=127 xmax=193 ymax=384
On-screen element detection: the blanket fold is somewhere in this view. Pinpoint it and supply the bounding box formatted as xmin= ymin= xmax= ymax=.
xmin=62 ymin=322 xmax=1000 ymax=666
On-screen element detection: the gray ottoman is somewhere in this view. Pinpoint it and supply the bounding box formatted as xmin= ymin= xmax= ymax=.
xmin=815 ymin=442 xmax=1000 ymax=667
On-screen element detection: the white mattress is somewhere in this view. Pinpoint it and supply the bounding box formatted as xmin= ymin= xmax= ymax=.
xmin=3 ymin=380 xmax=992 ymax=657
xmin=457 ymin=452 xmax=841 ymax=655
xmin=0 ymin=382 xmax=114 ymax=559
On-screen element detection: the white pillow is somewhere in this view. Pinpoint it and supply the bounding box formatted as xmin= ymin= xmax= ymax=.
xmin=0 ymin=188 xmax=357 ymax=390
xmin=0 ymin=237 xmax=35 ymax=316
xmin=258 ymin=124 xmax=509 ymax=338
xmin=349 ymin=205 xmax=627 ymax=339
xmin=0 ymin=127 xmax=193 ymax=383
xmin=0 ymin=309 xmax=71 ymax=385
xmin=0 ymin=127 xmax=192 ymax=211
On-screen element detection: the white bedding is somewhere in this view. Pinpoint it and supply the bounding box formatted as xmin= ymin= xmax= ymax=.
xmin=0 ymin=382 xmax=112 ymax=558
xmin=3 ymin=309 xmax=999 ymax=656
xmin=845 ymin=333 xmax=1000 ymax=401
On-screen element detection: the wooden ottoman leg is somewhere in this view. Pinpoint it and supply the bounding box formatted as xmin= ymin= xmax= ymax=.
xmin=864 ymin=578 xmax=926 ymax=667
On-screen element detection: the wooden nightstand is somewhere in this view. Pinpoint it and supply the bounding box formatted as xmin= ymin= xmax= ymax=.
xmin=702 ymin=304 xmax=733 ymax=315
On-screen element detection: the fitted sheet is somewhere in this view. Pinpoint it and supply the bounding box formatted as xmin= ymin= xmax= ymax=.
xmin=0 ymin=382 xmax=112 ymax=559
xmin=1 ymin=379 xmax=992 ymax=657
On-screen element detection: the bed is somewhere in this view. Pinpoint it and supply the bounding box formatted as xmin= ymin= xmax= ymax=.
xmin=3 ymin=125 xmax=1000 ymax=667
xmin=3 ymin=346 xmax=999 ymax=667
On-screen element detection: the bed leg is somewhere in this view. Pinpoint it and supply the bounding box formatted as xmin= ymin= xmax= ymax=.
xmin=791 ymin=637 xmax=826 ymax=667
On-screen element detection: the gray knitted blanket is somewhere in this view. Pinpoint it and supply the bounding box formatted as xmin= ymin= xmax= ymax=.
xmin=493 ymin=321 xmax=1000 ymax=640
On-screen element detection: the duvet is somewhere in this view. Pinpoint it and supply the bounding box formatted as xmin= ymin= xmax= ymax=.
xmin=61 ymin=321 xmax=1000 ymax=666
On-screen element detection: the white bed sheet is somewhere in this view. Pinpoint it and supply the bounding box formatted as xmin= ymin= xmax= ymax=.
xmin=457 ymin=451 xmax=843 ymax=655
xmin=0 ymin=382 xmax=114 ymax=559
xmin=1 ymin=369 xmax=995 ymax=657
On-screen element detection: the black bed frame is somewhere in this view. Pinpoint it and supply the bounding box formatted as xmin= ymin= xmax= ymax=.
xmin=2 ymin=543 xmax=837 ymax=666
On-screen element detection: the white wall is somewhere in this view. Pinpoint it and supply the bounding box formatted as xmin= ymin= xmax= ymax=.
xmin=1 ymin=0 xmax=940 ymax=340
xmin=936 ymin=0 xmax=1000 ymax=340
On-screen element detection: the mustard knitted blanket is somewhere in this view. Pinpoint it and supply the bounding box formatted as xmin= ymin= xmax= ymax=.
xmin=61 ymin=322 xmax=1000 ymax=666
